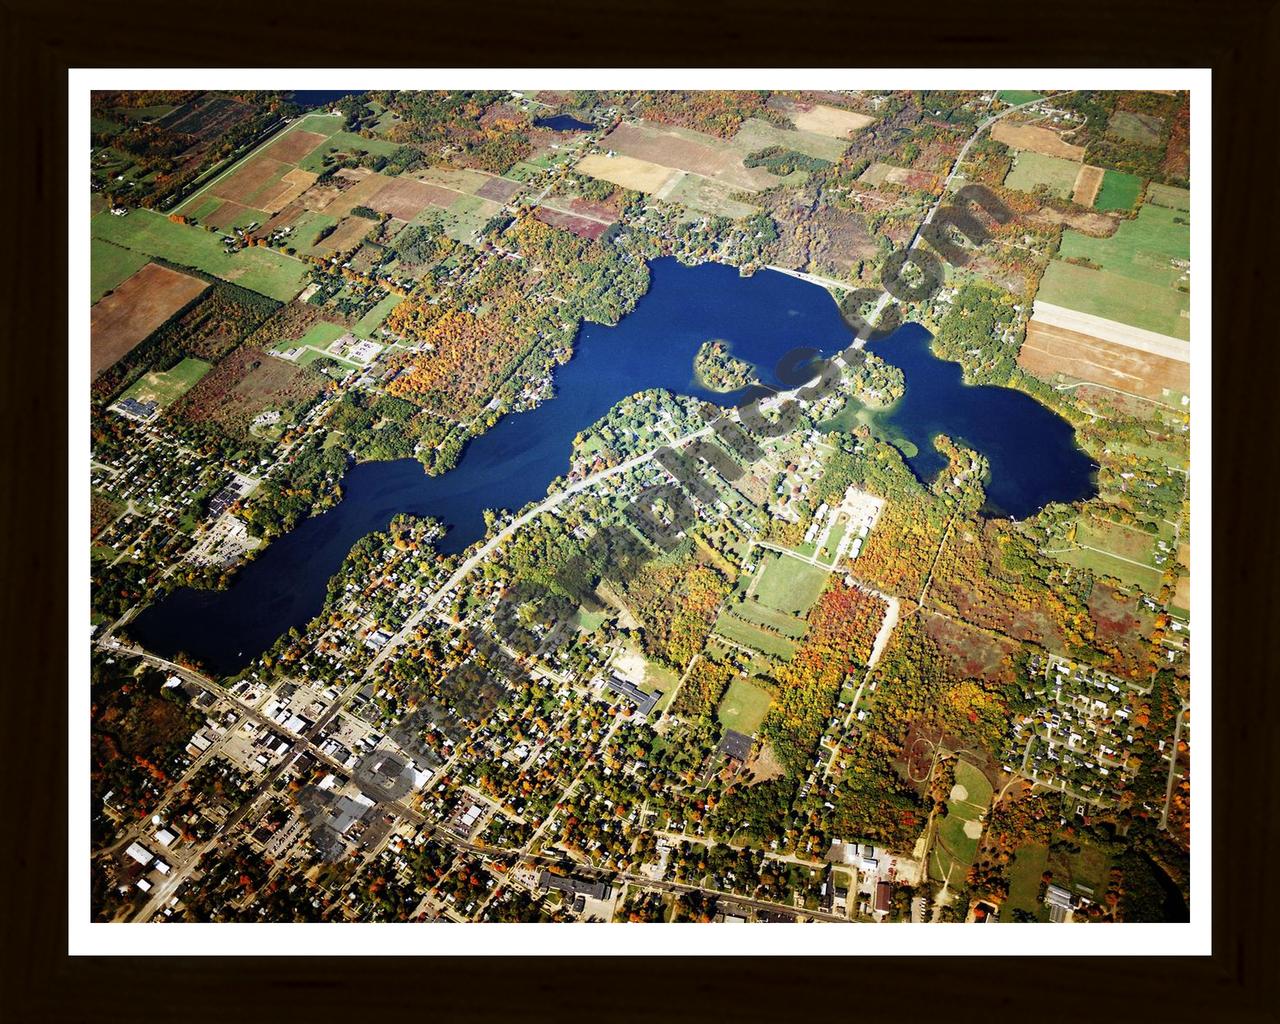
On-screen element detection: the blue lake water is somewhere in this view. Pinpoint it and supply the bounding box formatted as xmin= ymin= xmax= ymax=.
xmin=129 ymin=258 xmax=1095 ymax=674
xmin=533 ymin=115 xmax=595 ymax=131
xmin=867 ymin=324 xmax=1097 ymax=518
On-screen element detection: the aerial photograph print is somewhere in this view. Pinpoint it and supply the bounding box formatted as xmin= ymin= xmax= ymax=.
xmin=79 ymin=75 xmax=1202 ymax=951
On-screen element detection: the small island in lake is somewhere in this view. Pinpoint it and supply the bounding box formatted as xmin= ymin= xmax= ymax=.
xmin=693 ymin=339 xmax=758 ymax=392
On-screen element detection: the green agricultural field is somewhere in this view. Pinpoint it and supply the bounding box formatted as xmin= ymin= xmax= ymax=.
xmin=183 ymin=196 xmax=223 ymax=221
xmin=1039 ymin=204 xmax=1190 ymax=338
xmin=1003 ymin=151 xmax=1081 ymax=198
xmin=294 ymin=113 xmax=346 ymax=136
xmin=999 ymin=90 xmax=1046 ymax=106
xmin=293 ymin=210 xmax=341 ymax=253
xmin=298 ymin=131 xmax=402 ymax=173
xmin=716 ymin=677 xmax=772 ymax=734
xmin=752 ymin=551 xmax=829 ymax=616
xmin=1003 ymin=843 xmax=1051 ymax=921
xmin=90 ymin=238 xmax=149 ymax=302
xmin=353 ymin=293 xmax=403 ymax=339
xmin=728 ymin=600 xmax=808 ymax=639
xmin=1146 ymin=182 xmax=1190 ymax=211
xmin=1094 ymin=169 xmax=1145 ymax=211
xmin=713 ymin=611 xmax=797 ymax=660
xmin=91 ymin=209 xmax=309 ymax=302
xmin=120 ymin=357 xmax=212 ymax=409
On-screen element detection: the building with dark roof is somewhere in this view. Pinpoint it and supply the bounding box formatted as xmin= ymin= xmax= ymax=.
xmin=538 ymin=870 xmax=612 ymax=902
xmin=717 ymin=729 xmax=754 ymax=762
xmin=875 ymin=880 xmax=893 ymax=914
xmin=603 ymin=675 xmax=659 ymax=717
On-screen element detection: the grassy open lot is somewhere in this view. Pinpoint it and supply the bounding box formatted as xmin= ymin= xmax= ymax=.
xmin=298 ymin=131 xmax=402 ymax=173
xmin=752 ymin=551 xmax=829 ymax=616
xmin=663 ymin=173 xmax=759 ymax=219
xmin=716 ymin=677 xmax=772 ymax=734
xmin=1039 ymin=204 xmax=1190 ymax=338
xmin=1003 ymin=151 xmax=1081 ymax=198
xmin=999 ymin=90 xmax=1046 ymax=106
xmin=1003 ymin=842 xmax=1051 ymax=921
xmin=90 ymin=238 xmax=149 ymax=302
xmin=730 ymin=117 xmax=849 ymax=162
xmin=729 ymin=599 xmax=808 ymax=639
xmin=1049 ymin=510 xmax=1171 ymax=590
xmin=353 ymin=293 xmax=403 ymax=338
xmin=1048 ymin=838 xmax=1112 ymax=900
xmin=92 ymin=208 xmax=308 ymax=301
xmin=440 ymin=194 xmax=502 ymax=244
xmin=299 ymin=321 xmax=347 ymax=348
xmin=713 ymin=611 xmax=797 ymax=660
xmin=119 ymin=357 xmax=212 ymax=409
xmin=1145 ymin=182 xmax=1190 ymax=211
xmin=1094 ymin=169 xmax=1145 ymax=211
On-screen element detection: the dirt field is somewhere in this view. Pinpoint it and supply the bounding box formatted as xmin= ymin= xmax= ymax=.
xmin=366 ymin=177 xmax=456 ymax=220
xmin=264 ymin=168 xmax=319 ymax=213
xmin=259 ymin=129 xmax=328 ymax=164
xmin=474 ymin=176 xmax=524 ymax=203
xmin=575 ymin=152 xmax=678 ymax=194
xmin=1018 ymin=317 xmax=1189 ymax=401
xmin=1173 ymin=573 xmax=1191 ymax=611
xmin=312 ymin=169 xmax=396 ymax=218
xmin=602 ymin=122 xmax=773 ymax=192
xmin=771 ymin=98 xmax=874 ymax=138
xmin=415 ymin=166 xmax=491 ymax=192
xmin=1071 ymin=164 xmax=1105 ymax=207
xmin=91 ymin=263 xmax=209 ymax=377
xmin=992 ymin=121 xmax=1086 ymax=161
xmin=203 ymin=200 xmax=264 ymax=231
xmin=311 ymin=215 xmax=375 ymax=255
xmin=211 ymin=156 xmax=291 ymax=206
xmin=1029 ymin=205 xmax=1120 ymax=236
xmin=533 ymin=206 xmax=609 ymax=240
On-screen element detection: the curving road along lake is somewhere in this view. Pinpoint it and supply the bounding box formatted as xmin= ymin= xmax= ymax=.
xmin=129 ymin=258 xmax=1096 ymax=674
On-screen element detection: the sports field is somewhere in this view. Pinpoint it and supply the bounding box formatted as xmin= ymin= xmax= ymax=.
xmin=998 ymin=90 xmax=1047 ymax=106
xmin=716 ymin=677 xmax=772 ymax=734
xmin=119 ymin=357 xmax=212 ymax=409
xmin=1093 ymin=170 xmax=1145 ymax=211
xmin=91 ymin=238 xmax=149 ymax=302
xmin=91 ymin=209 xmax=309 ymax=302
xmin=929 ymin=760 xmax=992 ymax=884
xmin=1003 ymin=151 xmax=1082 ymax=198
xmin=752 ymin=552 xmax=829 ymax=616
xmin=1038 ymin=204 xmax=1190 ymax=338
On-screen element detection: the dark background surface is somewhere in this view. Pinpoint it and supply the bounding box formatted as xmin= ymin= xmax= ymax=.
xmin=1 ymin=0 xmax=1275 ymax=1019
